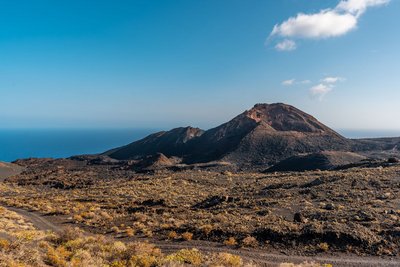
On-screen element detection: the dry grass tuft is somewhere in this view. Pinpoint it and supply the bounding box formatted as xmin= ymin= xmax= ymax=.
xmin=165 ymin=249 xmax=203 ymax=265
xmin=224 ymin=237 xmax=238 ymax=246
xmin=242 ymin=236 xmax=258 ymax=248
xmin=182 ymin=232 xmax=194 ymax=241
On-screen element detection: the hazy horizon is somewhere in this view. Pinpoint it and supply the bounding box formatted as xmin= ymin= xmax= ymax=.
xmin=1 ymin=1 xmax=399 ymax=130
xmin=1 ymin=126 xmax=400 ymax=136
xmin=1 ymin=127 xmax=399 ymax=162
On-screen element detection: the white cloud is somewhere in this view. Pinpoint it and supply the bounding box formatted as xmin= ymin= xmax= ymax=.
xmin=269 ymin=0 xmax=390 ymax=50
xmin=271 ymin=10 xmax=357 ymax=40
xmin=309 ymin=74 xmax=346 ymax=100
xmin=299 ymin=80 xmax=312 ymax=84
xmin=310 ymin=83 xmax=333 ymax=100
xmin=282 ymin=79 xmax=312 ymax=86
xmin=337 ymin=0 xmax=390 ymax=16
xmin=275 ymin=39 xmax=297 ymax=51
xmin=282 ymin=79 xmax=295 ymax=86
xmin=321 ymin=76 xmax=345 ymax=83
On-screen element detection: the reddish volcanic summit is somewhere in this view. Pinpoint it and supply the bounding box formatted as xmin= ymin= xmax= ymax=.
xmin=245 ymin=103 xmax=338 ymax=133
xmin=105 ymin=103 xmax=352 ymax=167
xmin=184 ymin=103 xmax=350 ymax=166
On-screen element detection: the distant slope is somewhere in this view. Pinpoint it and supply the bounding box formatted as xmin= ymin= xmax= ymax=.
xmin=105 ymin=127 xmax=204 ymax=160
xmin=104 ymin=103 xmax=353 ymax=166
xmin=265 ymin=151 xmax=366 ymax=172
xmin=352 ymin=137 xmax=400 ymax=151
xmin=0 ymin=162 xmax=24 ymax=180
xmin=351 ymin=137 xmax=400 ymax=159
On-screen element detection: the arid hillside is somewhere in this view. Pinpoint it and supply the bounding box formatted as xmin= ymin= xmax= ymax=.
xmin=105 ymin=103 xmax=354 ymax=168
xmin=0 ymin=161 xmax=24 ymax=180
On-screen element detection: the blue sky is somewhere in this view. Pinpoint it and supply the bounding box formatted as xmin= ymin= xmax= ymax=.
xmin=1 ymin=0 xmax=399 ymax=130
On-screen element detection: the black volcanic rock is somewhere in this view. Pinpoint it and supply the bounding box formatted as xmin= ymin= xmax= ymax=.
xmin=133 ymin=153 xmax=177 ymax=171
xmin=105 ymin=126 xmax=204 ymax=160
xmin=265 ymin=151 xmax=366 ymax=172
xmin=104 ymin=103 xmax=353 ymax=167
xmin=69 ymin=155 xmax=120 ymax=165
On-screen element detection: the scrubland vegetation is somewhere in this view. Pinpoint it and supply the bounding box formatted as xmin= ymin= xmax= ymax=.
xmin=0 ymin=206 xmax=252 ymax=266
xmin=0 ymin=206 xmax=333 ymax=266
xmin=1 ymin=158 xmax=400 ymax=265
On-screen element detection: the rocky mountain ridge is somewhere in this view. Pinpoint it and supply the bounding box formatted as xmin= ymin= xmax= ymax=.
xmin=105 ymin=103 xmax=355 ymax=168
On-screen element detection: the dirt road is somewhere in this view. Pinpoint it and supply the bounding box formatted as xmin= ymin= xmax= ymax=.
xmin=6 ymin=206 xmax=62 ymax=233
xmin=4 ymin=205 xmax=400 ymax=267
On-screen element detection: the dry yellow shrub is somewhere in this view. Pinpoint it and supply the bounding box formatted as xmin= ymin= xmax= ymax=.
xmin=165 ymin=249 xmax=203 ymax=266
xmin=0 ymin=238 xmax=10 ymax=251
xmin=182 ymin=232 xmax=193 ymax=241
xmin=200 ymin=224 xmax=213 ymax=236
xmin=212 ymin=252 xmax=243 ymax=267
xmin=167 ymin=231 xmax=178 ymax=240
xmin=242 ymin=236 xmax=258 ymax=247
xmin=317 ymin=242 xmax=329 ymax=252
xmin=223 ymin=237 xmax=237 ymax=246
xmin=126 ymin=228 xmax=135 ymax=237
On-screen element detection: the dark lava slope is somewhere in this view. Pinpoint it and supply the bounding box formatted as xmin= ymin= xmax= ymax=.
xmin=105 ymin=103 xmax=353 ymax=167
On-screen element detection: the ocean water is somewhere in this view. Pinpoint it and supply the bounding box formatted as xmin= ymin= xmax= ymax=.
xmin=0 ymin=129 xmax=156 ymax=162
xmin=337 ymin=129 xmax=400 ymax=139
